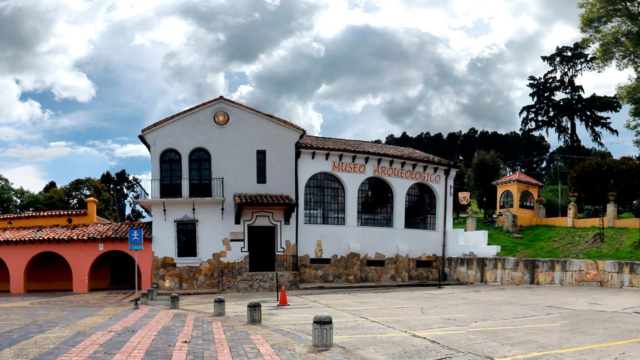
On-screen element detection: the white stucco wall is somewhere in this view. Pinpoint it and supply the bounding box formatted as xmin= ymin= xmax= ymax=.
xmin=297 ymin=150 xmax=456 ymax=258
xmin=141 ymin=101 xmax=301 ymax=264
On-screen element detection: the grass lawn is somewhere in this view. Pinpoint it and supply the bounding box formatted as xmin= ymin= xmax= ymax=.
xmin=454 ymin=217 xmax=640 ymax=261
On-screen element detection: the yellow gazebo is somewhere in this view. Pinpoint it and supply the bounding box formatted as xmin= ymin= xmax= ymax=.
xmin=492 ymin=171 xmax=543 ymax=221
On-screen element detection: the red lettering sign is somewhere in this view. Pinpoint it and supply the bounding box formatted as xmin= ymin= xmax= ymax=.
xmin=331 ymin=161 xmax=367 ymax=175
xmin=372 ymin=165 xmax=440 ymax=183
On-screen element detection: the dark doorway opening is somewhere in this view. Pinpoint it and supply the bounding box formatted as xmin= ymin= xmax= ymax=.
xmin=0 ymin=258 xmax=9 ymax=292
xmin=25 ymin=252 xmax=73 ymax=292
xmin=89 ymin=251 xmax=142 ymax=290
xmin=248 ymin=226 xmax=276 ymax=272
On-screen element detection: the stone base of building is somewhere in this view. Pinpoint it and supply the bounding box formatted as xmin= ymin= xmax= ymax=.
xmin=299 ymin=252 xmax=441 ymax=283
xmin=446 ymin=257 xmax=640 ymax=288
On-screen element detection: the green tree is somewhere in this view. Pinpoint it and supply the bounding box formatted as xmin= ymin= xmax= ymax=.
xmin=579 ymin=0 xmax=640 ymax=150
xmin=466 ymin=150 xmax=504 ymax=218
xmin=520 ymin=43 xmax=621 ymax=159
xmin=569 ymin=156 xmax=640 ymax=210
xmin=0 ymin=175 xmax=17 ymax=214
xmin=100 ymin=170 xmax=145 ymax=222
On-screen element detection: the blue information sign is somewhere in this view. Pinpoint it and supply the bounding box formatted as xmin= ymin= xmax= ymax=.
xmin=130 ymin=244 xmax=143 ymax=251
xmin=128 ymin=229 xmax=143 ymax=245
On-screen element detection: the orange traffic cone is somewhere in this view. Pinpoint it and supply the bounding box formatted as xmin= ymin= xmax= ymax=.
xmin=277 ymin=283 xmax=290 ymax=306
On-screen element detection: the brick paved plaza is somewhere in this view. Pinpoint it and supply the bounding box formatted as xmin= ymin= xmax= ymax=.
xmin=0 ymin=285 xmax=639 ymax=359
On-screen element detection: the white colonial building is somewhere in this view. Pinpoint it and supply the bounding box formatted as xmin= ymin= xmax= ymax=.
xmin=137 ymin=97 xmax=498 ymax=290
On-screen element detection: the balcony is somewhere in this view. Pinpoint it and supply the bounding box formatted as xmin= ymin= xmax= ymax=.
xmin=135 ymin=178 xmax=224 ymax=200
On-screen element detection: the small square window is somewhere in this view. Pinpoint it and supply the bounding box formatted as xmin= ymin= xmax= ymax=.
xmin=416 ymin=260 xmax=434 ymax=269
xmin=366 ymin=259 xmax=386 ymax=267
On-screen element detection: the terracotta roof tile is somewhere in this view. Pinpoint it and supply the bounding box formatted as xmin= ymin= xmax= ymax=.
xmin=297 ymin=135 xmax=453 ymax=166
xmin=0 ymin=222 xmax=151 ymax=243
xmin=234 ymin=194 xmax=296 ymax=206
xmin=0 ymin=210 xmax=87 ymax=220
xmin=141 ymin=96 xmax=305 ymax=133
xmin=492 ymin=171 xmax=543 ymax=186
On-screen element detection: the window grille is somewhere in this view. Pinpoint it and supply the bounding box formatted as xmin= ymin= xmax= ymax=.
xmin=160 ymin=150 xmax=182 ymax=198
xmin=304 ymin=173 xmax=345 ymax=225
xmin=520 ymin=190 xmax=535 ymax=210
xmin=500 ymin=190 xmax=514 ymax=209
xmin=189 ymin=149 xmax=212 ymax=197
xmin=405 ymin=183 xmax=436 ymax=230
xmin=358 ymin=177 xmax=394 ymax=228
xmin=256 ymin=150 xmax=266 ymax=184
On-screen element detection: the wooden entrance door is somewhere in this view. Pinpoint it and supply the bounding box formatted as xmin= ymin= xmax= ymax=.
xmin=248 ymin=226 xmax=276 ymax=272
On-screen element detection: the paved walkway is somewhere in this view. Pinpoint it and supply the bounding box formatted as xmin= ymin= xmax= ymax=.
xmin=0 ymin=291 xmax=349 ymax=360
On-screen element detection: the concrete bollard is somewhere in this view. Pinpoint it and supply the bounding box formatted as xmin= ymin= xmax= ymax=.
xmin=214 ymin=297 xmax=225 ymax=316
xmin=247 ymin=301 xmax=262 ymax=324
xmin=312 ymin=313 xmax=333 ymax=348
xmin=147 ymin=288 xmax=155 ymax=301
xmin=151 ymin=284 xmax=158 ymax=300
xmin=169 ymin=294 xmax=179 ymax=309
xmin=140 ymin=291 xmax=149 ymax=305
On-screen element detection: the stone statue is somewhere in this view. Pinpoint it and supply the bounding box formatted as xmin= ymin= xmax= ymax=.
xmin=315 ymin=240 xmax=323 ymax=258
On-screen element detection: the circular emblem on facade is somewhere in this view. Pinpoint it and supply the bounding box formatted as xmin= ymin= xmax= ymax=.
xmin=213 ymin=111 xmax=229 ymax=126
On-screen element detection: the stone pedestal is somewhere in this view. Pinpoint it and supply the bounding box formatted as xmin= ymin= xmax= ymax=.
xmin=312 ymin=314 xmax=334 ymax=348
xmin=147 ymin=288 xmax=154 ymax=301
xmin=247 ymin=301 xmax=262 ymax=324
xmin=607 ymin=201 xmax=617 ymax=227
xmin=169 ymin=294 xmax=179 ymax=309
xmin=502 ymin=209 xmax=515 ymax=233
xmin=536 ymin=204 xmax=546 ymax=219
xmin=567 ymin=202 xmax=578 ymax=227
xmin=214 ymin=297 xmax=225 ymax=316
xmin=151 ymin=284 xmax=158 ymax=299
xmin=466 ymin=217 xmax=477 ymax=232
xmin=140 ymin=291 xmax=149 ymax=305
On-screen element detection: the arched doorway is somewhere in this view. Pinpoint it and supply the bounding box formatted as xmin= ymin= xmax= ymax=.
xmin=88 ymin=251 xmax=142 ymax=290
xmin=0 ymin=258 xmax=9 ymax=292
xmin=25 ymin=252 xmax=73 ymax=292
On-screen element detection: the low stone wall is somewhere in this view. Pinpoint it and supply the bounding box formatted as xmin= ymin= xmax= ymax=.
xmin=299 ymin=252 xmax=441 ymax=283
xmin=446 ymin=257 xmax=640 ymax=288
xmin=224 ymin=272 xmax=299 ymax=293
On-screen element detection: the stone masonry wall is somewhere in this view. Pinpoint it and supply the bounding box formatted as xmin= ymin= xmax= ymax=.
xmin=298 ymin=252 xmax=441 ymax=283
xmin=446 ymin=257 xmax=640 ymax=288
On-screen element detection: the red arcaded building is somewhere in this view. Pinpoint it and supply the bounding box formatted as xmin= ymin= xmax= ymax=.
xmin=0 ymin=198 xmax=152 ymax=293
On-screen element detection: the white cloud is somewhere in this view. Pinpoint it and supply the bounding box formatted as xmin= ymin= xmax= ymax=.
xmin=0 ymin=164 xmax=48 ymax=192
xmin=88 ymin=140 xmax=150 ymax=159
xmin=1 ymin=145 xmax=72 ymax=162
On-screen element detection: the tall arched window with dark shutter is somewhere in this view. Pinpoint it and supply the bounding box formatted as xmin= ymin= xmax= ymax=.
xmin=358 ymin=177 xmax=394 ymax=228
xmin=405 ymin=183 xmax=437 ymax=230
xmin=520 ymin=190 xmax=535 ymax=210
xmin=189 ymin=149 xmax=212 ymax=198
xmin=499 ymin=190 xmax=514 ymax=209
xmin=160 ymin=150 xmax=182 ymax=198
xmin=304 ymin=173 xmax=345 ymax=225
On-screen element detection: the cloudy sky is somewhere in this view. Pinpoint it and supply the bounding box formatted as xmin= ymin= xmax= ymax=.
xmin=0 ymin=0 xmax=636 ymax=191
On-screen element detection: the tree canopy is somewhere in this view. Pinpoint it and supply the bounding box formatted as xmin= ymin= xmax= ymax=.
xmin=520 ymin=43 xmax=622 ymax=153
xmin=579 ymin=0 xmax=640 ymax=150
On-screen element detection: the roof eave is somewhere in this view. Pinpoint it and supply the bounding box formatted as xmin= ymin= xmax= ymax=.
xmin=297 ymin=146 xmax=456 ymax=168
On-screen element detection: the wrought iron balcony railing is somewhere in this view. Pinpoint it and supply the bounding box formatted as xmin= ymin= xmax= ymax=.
xmin=135 ymin=178 xmax=224 ymax=200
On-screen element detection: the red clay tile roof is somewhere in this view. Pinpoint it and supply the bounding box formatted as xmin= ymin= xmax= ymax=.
xmin=234 ymin=194 xmax=296 ymax=206
xmin=0 ymin=222 xmax=151 ymax=243
xmin=492 ymin=171 xmax=543 ymax=186
xmin=0 ymin=210 xmax=87 ymax=220
xmin=297 ymin=135 xmax=453 ymax=166
xmin=141 ymin=96 xmax=306 ymax=133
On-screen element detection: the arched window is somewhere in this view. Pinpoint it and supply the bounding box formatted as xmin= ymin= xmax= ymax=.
xmin=520 ymin=190 xmax=535 ymax=210
xmin=405 ymin=183 xmax=437 ymax=230
xmin=304 ymin=173 xmax=345 ymax=225
xmin=160 ymin=150 xmax=182 ymax=198
xmin=189 ymin=149 xmax=211 ymax=198
xmin=358 ymin=178 xmax=394 ymax=227
xmin=499 ymin=190 xmax=514 ymax=209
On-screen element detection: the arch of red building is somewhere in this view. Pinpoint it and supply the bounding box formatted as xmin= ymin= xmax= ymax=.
xmin=0 ymin=240 xmax=152 ymax=293
xmin=0 ymin=257 xmax=9 ymax=292
xmin=24 ymin=251 xmax=73 ymax=292
xmin=88 ymin=250 xmax=142 ymax=291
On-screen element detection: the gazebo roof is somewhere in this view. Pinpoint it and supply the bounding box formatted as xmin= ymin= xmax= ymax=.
xmin=492 ymin=171 xmax=543 ymax=187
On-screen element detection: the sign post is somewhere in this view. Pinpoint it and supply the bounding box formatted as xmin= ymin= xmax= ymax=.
xmin=129 ymin=229 xmax=143 ymax=299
